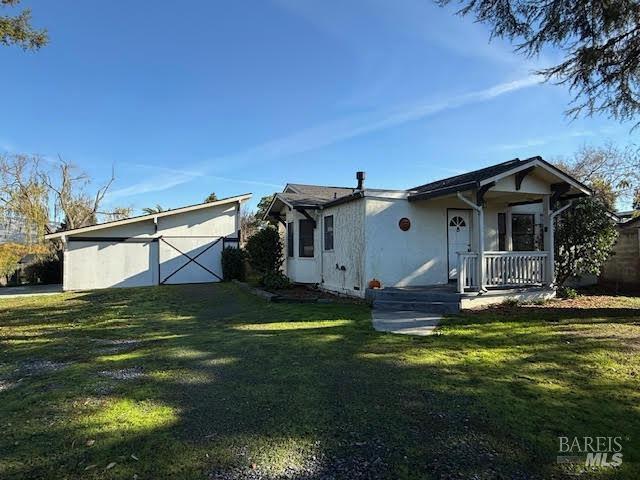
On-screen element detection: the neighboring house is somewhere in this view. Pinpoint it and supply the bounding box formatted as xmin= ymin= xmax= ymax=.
xmin=599 ymin=215 xmax=640 ymax=292
xmin=44 ymin=194 xmax=250 ymax=291
xmin=265 ymin=156 xmax=591 ymax=306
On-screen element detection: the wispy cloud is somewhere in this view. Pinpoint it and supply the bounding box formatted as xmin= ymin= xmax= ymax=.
xmin=491 ymin=129 xmax=596 ymax=152
xmin=106 ymin=164 xmax=283 ymax=201
xmin=110 ymin=75 xmax=542 ymax=199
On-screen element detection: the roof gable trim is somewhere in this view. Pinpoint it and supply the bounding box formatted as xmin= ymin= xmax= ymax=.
xmin=45 ymin=193 xmax=251 ymax=239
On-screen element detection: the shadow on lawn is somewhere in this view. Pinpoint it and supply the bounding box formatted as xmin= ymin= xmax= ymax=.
xmin=1 ymin=284 xmax=639 ymax=479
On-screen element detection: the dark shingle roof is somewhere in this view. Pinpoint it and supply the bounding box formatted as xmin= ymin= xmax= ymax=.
xmin=276 ymin=192 xmax=335 ymax=208
xmin=410 ymin=158 xmax=535 ymax=194
xmin=285 ymin=183 xmax=355 ymax=201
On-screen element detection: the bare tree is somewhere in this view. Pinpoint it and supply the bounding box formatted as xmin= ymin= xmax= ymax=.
xmin=42 ymin=157 xmax=117 ymax=230
xmin=101 ymin=206 xmax=133 ymax=222
xmin=553 ymin=143 xmax=639 ymax=210
xmin=240 ymin=206 xmax=260 ymax=244
xmin=1 ymin=153 xmax=130 ymax=238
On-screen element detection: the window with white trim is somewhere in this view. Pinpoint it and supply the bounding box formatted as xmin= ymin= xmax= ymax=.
xmin=298 ymin=219 xmax=314 ymax=257
xmin=324 ymin=215 xmax=334 ymax=250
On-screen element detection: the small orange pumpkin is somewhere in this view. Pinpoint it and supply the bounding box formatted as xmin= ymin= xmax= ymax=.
xmin=368 ymin=278 xmax=381 ymax=289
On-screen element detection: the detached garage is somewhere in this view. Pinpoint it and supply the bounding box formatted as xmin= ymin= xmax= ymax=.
xmin=44 ymin=194 xmax=251 ymax=291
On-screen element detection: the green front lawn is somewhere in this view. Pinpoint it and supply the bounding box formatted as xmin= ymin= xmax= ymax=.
xmin=1 ymin=284 xmax=639 ymax=479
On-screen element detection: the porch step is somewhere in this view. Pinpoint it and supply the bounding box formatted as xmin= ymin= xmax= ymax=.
xmin=372 ymin=300 xmax=460 ymax=314
xmin=366 ymin=287 xmax=460 ymax=303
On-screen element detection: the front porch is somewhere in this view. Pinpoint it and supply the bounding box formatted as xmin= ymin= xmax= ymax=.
xmin=407 ymin=157 xmax=590 ymax=294
xmin=457 ymin=250 xmax=549 ymax=293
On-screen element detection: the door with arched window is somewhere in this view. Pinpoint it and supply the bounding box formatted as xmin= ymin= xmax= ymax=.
xmin=447 ymin=210 xmax=471 ymax=279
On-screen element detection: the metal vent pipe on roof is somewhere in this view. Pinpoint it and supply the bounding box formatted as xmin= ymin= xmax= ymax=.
xmin=356 ymin=171 xmax=366 ymax=190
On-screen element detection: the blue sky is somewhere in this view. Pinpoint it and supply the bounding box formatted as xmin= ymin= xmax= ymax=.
xmin=0 ymin=0 xmax=634 ymax=213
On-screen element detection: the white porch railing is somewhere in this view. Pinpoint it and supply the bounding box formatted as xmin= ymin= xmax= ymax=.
xmin=458 ymin=251 xmax=548 ymax=292
xmin=457 ymin=252 xmax=479 ymax=292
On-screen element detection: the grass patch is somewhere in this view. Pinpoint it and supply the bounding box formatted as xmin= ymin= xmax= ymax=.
xmin=1 ymin=284 xmax=639 ymax=479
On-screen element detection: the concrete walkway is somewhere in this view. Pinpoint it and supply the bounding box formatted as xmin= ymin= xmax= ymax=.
xmin=0 ymin=284 xmax=63 ymax=298
xmin=371 ymin=309 xmax=441 ymax=336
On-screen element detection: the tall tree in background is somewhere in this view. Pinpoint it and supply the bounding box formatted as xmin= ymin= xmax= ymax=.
xmin=204 ymin=192 xmax=218 ymax=203
xmin=102 ymin=207 xmax=133 ymax=222
xmin=256 ymin=194 xmax=275 ymax=222
xmin=142 ymin=205 xmax=165 ymax=215
xmin=1 ymin=0 xmax=47 ymax=50
xmin=42 ymin=159 xmax=119 ymax=230
xmin=438 ymin=0 xmax=640 ymax=124
xmin=553 ymin=144 xmax=639 ymax=210
xmin=0 ymin=154 xmax=130 ymax=235
xmin=0 ymin=154 xmax=49 ymax=241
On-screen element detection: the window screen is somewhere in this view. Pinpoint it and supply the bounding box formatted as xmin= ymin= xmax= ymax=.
xmin=299 ymin=219 xmax=314 ymax=257
xmin=324 ymin=215 xmax=334 ymax=250
xmin=287 ymin=222 xmax=294 ymax=257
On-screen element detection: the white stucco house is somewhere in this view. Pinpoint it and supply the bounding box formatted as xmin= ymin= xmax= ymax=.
xmin=45 ymin=194 xmax=250 ymax=291
xmin=264 ymin=157 xmax=591 ymax=308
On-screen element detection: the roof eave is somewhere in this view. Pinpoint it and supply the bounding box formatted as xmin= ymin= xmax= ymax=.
xmin=322 ymin=191 xmax=365 ymax=208
xmin=44 ymin=193 xmax=251 ymax=239
xmin=407 ymin=181 xmax=477 ymax=202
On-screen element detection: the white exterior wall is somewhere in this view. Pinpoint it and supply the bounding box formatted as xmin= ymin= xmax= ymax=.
xmin=319 ymin=199 xmax=366 ymax=297
xmin=363 ymin=196 xmax=475 ymax=288
xmin=282 ymin=208 xmax=321 ymax=284
xmin=63 ymin=203 xmax=240 ymax=291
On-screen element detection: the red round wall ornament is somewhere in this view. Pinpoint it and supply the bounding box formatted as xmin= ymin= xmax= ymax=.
xmin=398 ymin=217 xmax=411 ymax=231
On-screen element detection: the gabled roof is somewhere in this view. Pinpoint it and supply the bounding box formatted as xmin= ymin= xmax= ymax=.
xmin=410 ymin=158 xmax=523 ymax=194
xmin=44 ymin=193 xmax=251 ymax=239
xmin=275 ymin=192 xmax=333 ymax=209
xmin=408 ymin=156 xmax=592 ymax=201
xmin=264 ymin=156 xmax=593 ymax=218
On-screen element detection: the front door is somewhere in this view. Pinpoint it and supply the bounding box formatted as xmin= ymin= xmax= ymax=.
xmin=448 ymin=210 xmax=471 ymax=279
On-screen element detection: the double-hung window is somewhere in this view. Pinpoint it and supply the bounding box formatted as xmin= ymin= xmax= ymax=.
xmin=324 ymin=215 xmax=334 ymax=251
xmin=512 ymin=214 xmax=535 ymax=251
xmin=298 ymin=219 xmax=314 ymax=257
xmin=287 ymin=222 xmax=294 ymax=257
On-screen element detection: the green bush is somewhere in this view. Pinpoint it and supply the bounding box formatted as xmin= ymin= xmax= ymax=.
xmin=220 ymin=247 xmax=246 ymax=281
xmin=245 ymin=227 xmax=284 ymax=277
xmin=262 ymin=271 xmax=291 ymax=291
xmin=557 ymin=286 xmax=578 ymax=299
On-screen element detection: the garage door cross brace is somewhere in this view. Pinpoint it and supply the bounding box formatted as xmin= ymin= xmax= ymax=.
xmin=160 ymin=237 xmax=223 ymax=284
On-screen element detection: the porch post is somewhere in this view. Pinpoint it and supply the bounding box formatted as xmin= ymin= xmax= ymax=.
xmin=543 ymin=196 xmax=553 ymax=286
xmin=477 ymin=206 xmax=485 ymax=290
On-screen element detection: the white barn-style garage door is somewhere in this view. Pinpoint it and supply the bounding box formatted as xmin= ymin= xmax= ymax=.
xmin=66 ymin=238 xmax=158 ymax=290
xmin=158 ymin=236 xmax=225 ymax=285
xmin=45 ymin=194 xmax=250 ymax=291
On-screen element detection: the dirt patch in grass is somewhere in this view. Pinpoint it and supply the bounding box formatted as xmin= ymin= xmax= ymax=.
xmin=0 ymin=379 xmax=16 ymax=392
xmin=93 ymin=338 xmax=142 ymax=355
xmin=18 ymin=360 xmax=73 ymax=375
xmin=98 ymin=367 xmax=145 ymax=380
xmin=269 ymin=284 xmax=363 ymax=303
